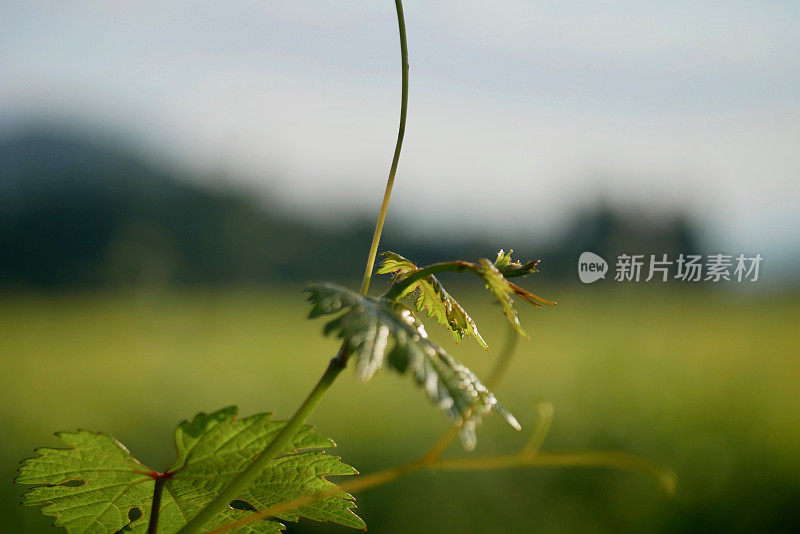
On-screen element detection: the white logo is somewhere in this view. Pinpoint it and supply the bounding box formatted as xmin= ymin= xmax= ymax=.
xmin=578 ymin=252 xmax=608 ymax=284
xmin=578 ymin=252 xmax=762 ymax=284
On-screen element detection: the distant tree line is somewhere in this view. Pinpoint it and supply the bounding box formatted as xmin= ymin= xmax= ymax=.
xmin=0 ymin=130 xmax=701 ymax=289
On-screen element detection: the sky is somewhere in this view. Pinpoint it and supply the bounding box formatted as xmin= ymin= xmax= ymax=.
xmin=1 ymin=1 xmax=799 ymax=263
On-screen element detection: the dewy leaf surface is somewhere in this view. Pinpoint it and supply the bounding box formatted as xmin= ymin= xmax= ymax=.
xmin=377 ymin=252 xmax=488 ymax=349
xmin=16 ymin=407 xmax=365 ymax=533
xmin=305 ymin=283 xmax=520 ymax=449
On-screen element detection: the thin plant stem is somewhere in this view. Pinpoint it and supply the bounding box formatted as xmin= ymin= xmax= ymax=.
xmin=520 ymin=401 xmax=554 ymax=457
xmin=207 ymin=326 xmax=524 ymax=534
xmin=206 ymin=402 xmax=677 ymax=534
xmin=207 ymin=305 xmax=674 ymax=534
xmin=177 ymin=2 xmax=409 ymax=532
xmin=484 ymin=324 xmax=521 ymax=390
xmin=177 ymin=356 xmax=347 ymax=533
xmin=146 ymin=476 xmax=167 ymax=534
xmin=207 ymin=436 xmax=675 ymax=534
xmin=431 ymin=450 xmax=678 ymax=494
xmin=204 ymin=461 xmax=423 ymax=534
xmin=360 ymin=0 xmax=409 ymax=297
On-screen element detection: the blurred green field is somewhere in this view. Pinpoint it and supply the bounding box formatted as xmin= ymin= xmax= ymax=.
xmin=2 ymin=285 xmax=799 ymax=533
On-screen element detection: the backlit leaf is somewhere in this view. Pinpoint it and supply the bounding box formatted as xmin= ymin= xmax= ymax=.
xmin=377 ymin=252 xmax=487 ymax=349
xmin=475 ymin=258 xmax=527 ymax=338
xmin=16 ymin=407 xmax=364 ymax=533
xmin=306 ymin=283 xmax=520 ymax=449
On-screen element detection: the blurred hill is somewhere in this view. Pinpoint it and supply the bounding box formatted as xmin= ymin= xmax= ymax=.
xmin=0 ymin=131 xmax=373 ymax=287
xmin=0 ymin=129 xmax=701 ymax=288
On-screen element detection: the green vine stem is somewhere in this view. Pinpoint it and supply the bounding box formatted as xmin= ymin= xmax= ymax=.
xmin=206 ymin=324 xmax=526 ymax=534
xmin=360 ymin=0 xmax=409 ymax=297
xmin=146 ymin=476 xmax=167 ymax=534
xmin=205 ymin=314 xmax=675 ymax=534
xmin=176 ymin=1 xmax=409 ymax=532
xmin=207 ymin=404 xmax=676 ymax=534
xmin=382 ymin=260 xmax=556 ymax=307
xmin=176 ymin=355 xmax=346 ymax=533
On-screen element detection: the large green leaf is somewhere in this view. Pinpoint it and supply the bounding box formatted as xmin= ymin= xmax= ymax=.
xmin=377 ymin=252 xmax=488 ymax=349
xmin=305 ymin=283 xmax=520 ymax=449
xmin=16 ymin=407 xmax=364 ymax=533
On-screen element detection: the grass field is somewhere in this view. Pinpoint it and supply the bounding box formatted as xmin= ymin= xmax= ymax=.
xmin=2 ymin=284 xmax=798 ymax=533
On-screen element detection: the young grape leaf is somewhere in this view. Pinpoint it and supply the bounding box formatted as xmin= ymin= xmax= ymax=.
xmin=493 ymin=250 xmax=555 ymax=308
xmin=16 ymin=407 xmax=365 ymax=533
xmin=305 ymin=283 xmax=520 ymax=449
xmin=377 ymin=252 xmax=488 ymax=349
xmin=493 ymin=248 xmax=540 ymax=278
xmin=379 ymin=250 xmax=554 ymax=342
xmin=475 ymin=258 xmax=527 ymax=338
